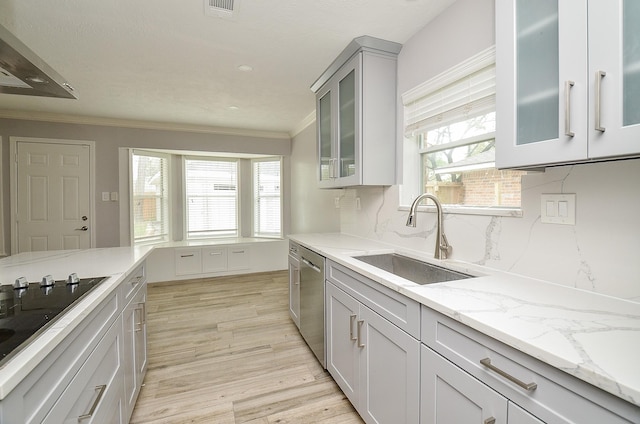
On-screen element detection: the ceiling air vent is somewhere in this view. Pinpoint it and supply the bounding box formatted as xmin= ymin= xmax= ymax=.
xmin=204 ymin=0 xmax=239 ymax=19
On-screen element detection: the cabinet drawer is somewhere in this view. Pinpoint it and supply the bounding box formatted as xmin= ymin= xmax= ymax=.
xmin=422 ymin=307 xmax=638 ymax=423
xmin=43 ymin=316 xmax=123 ymax=424
xmin=122 ymin=264 xmax=145 ymax=302
xmin=175 ymin=248 xmax=202 ymax=275
xmin=327 ymin=260 xmax=420 ymax=338
xmin=228 ymin=247 xmax=250 ymax=270
xmin=202 ymin=247 xmax=227 ymax=273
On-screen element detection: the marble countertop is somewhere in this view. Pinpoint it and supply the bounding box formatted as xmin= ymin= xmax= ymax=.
xmin=289 ymin=233 xmax=640 ymax=407
xmin=0 ymin=246 xmax=153 ymax=399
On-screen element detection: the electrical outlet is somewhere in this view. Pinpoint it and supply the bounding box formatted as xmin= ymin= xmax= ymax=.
xmin=101 ymin=192 xmax=110 ymax=202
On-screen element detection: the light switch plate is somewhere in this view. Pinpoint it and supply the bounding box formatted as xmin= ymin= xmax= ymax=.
xmin=101 ymin=192 xmax=110 ymax=202
xmin=541 ymin=194 xmax=576 ymax=225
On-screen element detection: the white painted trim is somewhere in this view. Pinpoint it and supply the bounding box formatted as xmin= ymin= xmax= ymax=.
xmin=289 ymin=111 xmax=316 ymax=138
xmin=0 ymin=109 xmax=291 ymax=140
xmin=9 ymin=137 xmax=97 ymax=253
xmin=401 ymin=45 xmax=496 ymax=105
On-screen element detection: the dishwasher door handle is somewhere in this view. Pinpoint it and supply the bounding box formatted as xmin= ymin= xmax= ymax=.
xmin=301 ymin=257 xmax=322 ymax=273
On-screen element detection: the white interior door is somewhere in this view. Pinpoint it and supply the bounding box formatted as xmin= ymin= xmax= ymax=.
xmin=16 ymin=141 xmax=92 ymax=252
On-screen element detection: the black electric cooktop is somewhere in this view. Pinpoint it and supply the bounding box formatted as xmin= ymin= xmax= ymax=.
xmin=0 ymin=276 xmax=108 ymax=367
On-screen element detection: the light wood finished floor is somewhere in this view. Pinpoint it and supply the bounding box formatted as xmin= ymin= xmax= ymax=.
xmin=130 ymin=271 xmax=363 ymax=424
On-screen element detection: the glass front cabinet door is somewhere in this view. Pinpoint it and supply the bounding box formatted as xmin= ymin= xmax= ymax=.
xmin=313 ymin=36 xmax=400 ymax=189
xmin=496 ymin=0 xmax=640 ymax=169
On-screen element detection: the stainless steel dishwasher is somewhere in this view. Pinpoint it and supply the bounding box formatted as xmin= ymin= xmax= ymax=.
xmin=298 ymin=246 xmax=325 ymax=368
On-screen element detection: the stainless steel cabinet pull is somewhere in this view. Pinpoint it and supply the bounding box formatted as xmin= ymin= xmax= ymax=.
xmin=78 ymin=384 xmax=107 ymax=421
xmin=564 ymin=80 xmax=575 ymax=137
xmin=294 ymin=269 xmax=300 ymax=285
xmin=357 ymin=320 xmax=365 ymax=348
xmin=349 ymin=314 xmax=357 ymax=341
xmin=484 ymin=418 xmax=496 ymax=424
xmin=231 ymin=250 xmax=245 ymax=254
xmin=595 ymin=70 xmax=606 ymax=132
xmin=136 ymin=301 xmax=147 ymax=330
xmin=75 ymin=226 xmax=88 ymax=231
xmin=180 ymin=254 xmax=194 ymax=258
xmin=480 ymin=358 xmax=537 ymax=391
xmin=210 ymin=251 xmax=223 ymax=256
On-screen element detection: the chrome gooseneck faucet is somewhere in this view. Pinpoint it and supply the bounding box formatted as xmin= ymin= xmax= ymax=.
xmin=406 ymin=193 xmax=452 ymax=260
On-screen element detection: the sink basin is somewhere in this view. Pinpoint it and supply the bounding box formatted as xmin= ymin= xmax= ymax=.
xmin=353 ymin=253 xmax=473 ymax=285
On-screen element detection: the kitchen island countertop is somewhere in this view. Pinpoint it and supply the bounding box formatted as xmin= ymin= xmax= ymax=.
xmin=0 ymin=246 xmax=153 ymax=399
xmin=289 ymin=232 xmax=640 ymax=408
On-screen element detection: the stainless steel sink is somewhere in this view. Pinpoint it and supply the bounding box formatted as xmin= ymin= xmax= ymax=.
xmin=353 ymin=253 xmax=473 ymax=285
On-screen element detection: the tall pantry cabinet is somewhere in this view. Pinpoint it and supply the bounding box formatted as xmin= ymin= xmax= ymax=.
xmin=496 ymin=0 xmax=640 ymax=169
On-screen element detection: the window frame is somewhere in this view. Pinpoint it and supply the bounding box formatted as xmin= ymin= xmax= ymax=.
xmin=251 ymin=157 xmax=283 ymax=239
xmin=183 ymin=156 xmax=240 ymax=240
xmin=130 ymin=149 xmax=171 ymax=245
xmin=400 ymin=45 xmax=524 ymax=217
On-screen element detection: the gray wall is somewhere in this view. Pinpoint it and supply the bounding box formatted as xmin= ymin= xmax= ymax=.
xmin=0 ymin=118 xmax=290 ymax=253
xmin=289 ymin=123 xmax=340 ymax=234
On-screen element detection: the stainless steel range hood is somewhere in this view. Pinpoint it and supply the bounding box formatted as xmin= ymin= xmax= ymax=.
xmin=0 ymin=23 xmax=77 ymax=99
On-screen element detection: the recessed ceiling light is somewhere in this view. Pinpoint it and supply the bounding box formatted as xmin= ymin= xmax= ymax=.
xmin=25 ymin=76 xmax=48 ymax=84
xmin=237 ymin=64 xmax=253 ymax=72
xmin=229 ymin=106 xmax=239 ymax=110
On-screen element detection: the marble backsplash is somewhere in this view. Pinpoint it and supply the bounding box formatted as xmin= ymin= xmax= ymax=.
xmin=339 ymin=159 xmax=640 ymax=302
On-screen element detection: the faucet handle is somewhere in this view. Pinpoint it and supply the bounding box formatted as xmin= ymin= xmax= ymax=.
xmin=440 ymin=234 xmax=452 ymax=259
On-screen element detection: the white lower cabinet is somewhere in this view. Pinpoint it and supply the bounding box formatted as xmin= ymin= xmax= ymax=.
xmin=288 ymin=249 xmax=300 ymax=328
xmin=421 ymin=307 xmax=639 ymax=424
xmin=421 ymin=345 xmax=507 ymax=424
xmin=0 ymin=262 xmax=148 ymax=424
xmin=326 ymin=281 xmax=420 ymax=424
xmin=175 ymin=245 xmax=250 ymax=276
xmin=43 ymin=316 xmax=124 ymax=424
xmin=122 ymin=283 xmax=148 ymax=421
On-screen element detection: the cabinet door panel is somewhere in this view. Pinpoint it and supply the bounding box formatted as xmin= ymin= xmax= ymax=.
xmin=317 ymin=88 xmax=333 ymax=182
xmin=360 ymin=306 xmax=420 ymax=424
xmin=496 ymin=0 xmax=588 ymax=168
xmin=421 ymin=345 xmax=507 ymax=424
xmin=288 ymin=257 xmax=300 ymax=328
xmin=326 ymin=282 xmax=360 ymax=405
xmin=588 ymin=0 xmax=640 ymax=158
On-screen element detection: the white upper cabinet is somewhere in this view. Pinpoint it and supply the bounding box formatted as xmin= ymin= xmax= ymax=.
xmin=312 ymin=36 xmax=400 ymax=188
xmin=496 ymin=0 xmax=640 ymax=168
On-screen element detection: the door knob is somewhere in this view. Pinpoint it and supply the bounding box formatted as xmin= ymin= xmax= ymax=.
xmin=75 ymin=226 xmax=88 ymax=231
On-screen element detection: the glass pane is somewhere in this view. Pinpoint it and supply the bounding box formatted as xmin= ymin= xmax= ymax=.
xmin=185 ymin=159 xmax=238 ymax=238
xmin=318 ymin=92 xmax=332 ymax=181
xmin=339 ymin=70 xmax=356 ymax=177
xmin=516 ymin=0 xmax=559 ymax=144
xmin=623 ymin=0 xmax=640 ymax=126
xmin=132 ymin=154 xmax=169 ymax=242
xmin=422 ymin=141 xmax=525 ymax=208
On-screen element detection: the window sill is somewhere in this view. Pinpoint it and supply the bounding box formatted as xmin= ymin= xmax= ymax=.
xmin=398 ymin=204 xmax=523 ymax=218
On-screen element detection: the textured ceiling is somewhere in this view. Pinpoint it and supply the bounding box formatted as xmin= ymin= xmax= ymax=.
xmin=0 ymin=0 xmax=455 ymax=135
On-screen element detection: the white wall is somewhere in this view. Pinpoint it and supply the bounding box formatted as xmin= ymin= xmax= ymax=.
xmin=338 ymin=0 xmax=640 ymax=302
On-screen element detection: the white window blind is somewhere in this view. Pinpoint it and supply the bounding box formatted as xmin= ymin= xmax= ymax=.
xmin=253 ymin=159 xmax=282 ymax=238
xmin=402 ymin=46 xmax=496 ymax=137
xmin=185 ymin=158 xmax=238 ymax=238
xmin=132 ymin=151 xmax=170 ymax=244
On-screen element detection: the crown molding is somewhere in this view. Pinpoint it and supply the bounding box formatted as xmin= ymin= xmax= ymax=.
xmin=289 ymin=111 xmax=316 ymax=138
xmin=0 ymin=109 xmax=291 ymax=140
